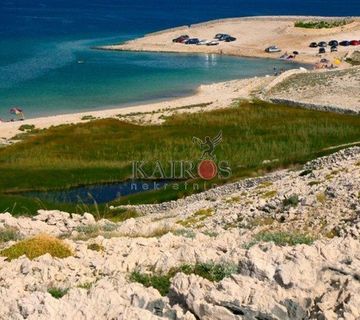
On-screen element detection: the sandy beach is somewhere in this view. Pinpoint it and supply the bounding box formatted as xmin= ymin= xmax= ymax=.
xmin=0 ymin=76 xmax=274 ymax=141
xmin=1 ymin=16 xmax=360 ymax=142
xmin=99 ymin=16 xmax=360 ymax=65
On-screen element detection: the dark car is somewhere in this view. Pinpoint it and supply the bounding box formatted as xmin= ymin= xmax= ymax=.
xmin=328 ymin=40 xmax=338 ymax=47
xmin=172 ymin=35 xmax=189 ymax=43
xmin=215 ymin=33 xmax=229 ymax=40
xmin=339 ymin=40 xmax=351 ymax=46
xmin=330 ymin=46 xmax=338 ymax=52
xmin=318 ymin=41 xmax=327 ymax=47
xmin=185 ymin=38 xmax=200 ymax=45
xmin=223 ymin=36 xmax=236 ymax=42
xmin=309 ymin=42 xmax=318 ymax=48
xmin=350 ymin=40 xmax=360 ymax=46
xmin=319 ymin=47 xmax=326 ymax=54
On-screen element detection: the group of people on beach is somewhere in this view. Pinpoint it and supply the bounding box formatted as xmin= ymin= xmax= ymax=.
xmin=0 ymin=108 xmax=25 ymax=123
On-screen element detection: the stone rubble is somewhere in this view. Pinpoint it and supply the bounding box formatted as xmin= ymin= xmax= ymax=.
xmin=0 ymin=147 xmax=359 ymax=319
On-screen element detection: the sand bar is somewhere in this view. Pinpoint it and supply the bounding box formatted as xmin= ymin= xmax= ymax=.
xmin=99 ymin=16 xmax=360 ymax=65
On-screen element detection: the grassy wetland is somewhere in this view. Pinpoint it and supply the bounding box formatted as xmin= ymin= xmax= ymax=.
xmin=0 ymin=100 xmax=359 ymax=216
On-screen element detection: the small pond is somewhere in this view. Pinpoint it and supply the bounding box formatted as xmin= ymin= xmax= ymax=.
xmin=21 ymin=180 xmax=170 ymax=204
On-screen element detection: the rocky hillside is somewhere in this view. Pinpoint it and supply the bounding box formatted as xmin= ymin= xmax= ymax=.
xmin=0 ymin=147 xmax=359 ymax=319
xmin=265 ymin=66 xmax=360 ymax=114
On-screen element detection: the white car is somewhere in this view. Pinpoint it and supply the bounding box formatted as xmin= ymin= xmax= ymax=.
xmin=265 ymin=46 xmax=281 ymax=53
xmin=197 ymin=40 xmax=208 ymax=45
xmin=206 ymin=40 xmax=220 ymax=46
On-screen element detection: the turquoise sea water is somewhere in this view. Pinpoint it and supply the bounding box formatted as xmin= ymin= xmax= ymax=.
xmin=1 ymin=0 xmax=357 ymax=119
xmin=0 ymin=37 xmax=301 ymax=119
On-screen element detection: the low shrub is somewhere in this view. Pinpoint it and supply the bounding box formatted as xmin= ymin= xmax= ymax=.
xmin=130 ymin=271 xmax=171 ymax=296
xmin=282 ymin=194 xmax=300 ymax=208
xmin=294 ymin=20 xmax=351 ymax=29
xmin=48 ymin=287 xmax=69 ymax=299
xmin=0 ymin=226 xmax=21 ymax=243
xmin=105 ymin=209 xmax=143 ymax=223
xmin=18 ymin=124 xmax=35 ymax=132
xmin=172 ymin=229 xmax=196 ymax=239
xmin=130 ymin=261 xmax=238 ymax=296
xmin=87 ymin=243 xmax=104 ymax=252
xmin=245 ymin=231 xmax=315 ymax=248
xmin=0 ymin=234 xmax=73 ymax=261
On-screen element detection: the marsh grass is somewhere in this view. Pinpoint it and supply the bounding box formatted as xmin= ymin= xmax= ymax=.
xmin=1 ymin=101 xmax=360 ymax=214
xmin=0 ymin=234 xmax=73 ymax=261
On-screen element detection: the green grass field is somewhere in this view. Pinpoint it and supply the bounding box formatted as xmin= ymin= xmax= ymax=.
xmin=0 ymin=100 xmax=359 ymax=216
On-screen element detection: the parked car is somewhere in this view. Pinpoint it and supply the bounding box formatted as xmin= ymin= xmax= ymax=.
xmin=328 ymin=40 xmax=338 ymax=47
xmin=350 ymin=40 xmax=360 ymax=46
xmin=309 ymin=42 xmax=318 ymax=48
xmin=265 ymin=46 xmax=281 ymax=53
xmin=206 ymin=40 xmax=220 ymax=46
xmin=215 ymin=34 xmax=236 ymax=41
xmin=319 ymin=47 xmax=326 ymax=54
xmin=197 ymin=40 xmax=208 ymax=45
xmin=330 ymin=46 xmax=338 ymax=52
xmin=215 ymin=33 xmax=229 ymax=40
xmin=172 ymin=35 xmax=189 ymax=43
xmin=185 ymin=38 xmax=200 ymax=45
xmin=318 ymin=41 xmax=327 ymax=47
xmin=223 ymin=36 xmax=236 ymax=42
xmin=339 ymin=40 xmax=351 ymax=46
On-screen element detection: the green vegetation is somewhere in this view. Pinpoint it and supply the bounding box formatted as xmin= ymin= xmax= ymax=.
xmin=294 ymin=19 xmax=352 ymax=29
xmin=130 ymin=271 xmax=173 ymax=296
xmin=130 ymin=261 xmax=238 ymax=295
xmin=0 ymin=234 xmax=73 ymax=261
xmin=308 ymin=180 xmax=321 ymax=186
xmin=316 ymin=192 xmax=327 ymax=204
xmin=184 ymin=262 xmax=238 ymax=282
xmin=202 ymin=230 xmax=219 ymax=237
xmin=282 ymin=194 xmax=300 ymax=208
xmin=87 ymin=243 xmax=104 ymax=252
xmin=261 ymin=190 xmax=277 ymax=199
xmin=105 ymin=208 xmax=143 ymax=223
xmin=1 ymin=101 xmax=360 ymax=215
xmin=81 ymin=115 xmax=97 ymax=121
xmin=249 ymin=216 xmax=275 ymax=228
xmin=172 ymin=229 xmax=196 ymax=239
xmin=48 ymin=287 xmax=69 ymax=299
xmin=345 ymin=51 xmax=360 ymax=66
xmin=18 ymin=124 xmax=35 ymax=132
xmin=77 ymin=282 xmax=94 ymax=290
xmin=0 ymin=226 xmax=21 ymax=243
xmin=245 ymin=231 xmax=315 ymax=248
xmin=177 ymin=209 xmax=214 ymax=228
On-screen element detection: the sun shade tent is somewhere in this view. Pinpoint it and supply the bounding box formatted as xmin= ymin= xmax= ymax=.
xmin=10 ymin=107 xmax=25 ymax=120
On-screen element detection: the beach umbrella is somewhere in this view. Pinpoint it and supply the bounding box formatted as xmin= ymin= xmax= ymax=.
xmin=10 ymin=107 xmax=23 ymax=115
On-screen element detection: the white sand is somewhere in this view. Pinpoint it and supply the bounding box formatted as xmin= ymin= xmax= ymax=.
xmin=0 ymin=76 xmax=273 ymax=141
xmin=101 ymin=16 xmax=360 ymax=65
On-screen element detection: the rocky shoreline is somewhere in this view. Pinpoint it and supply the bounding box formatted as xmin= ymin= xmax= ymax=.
xmin=0 ymin=147 xmax=359 ymax=319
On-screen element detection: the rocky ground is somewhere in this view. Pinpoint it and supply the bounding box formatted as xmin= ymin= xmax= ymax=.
xmin=0 ymin=147 xmax=359 ymax=319
xmin=265 ymin=65 xmax=360 ymax=114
